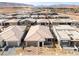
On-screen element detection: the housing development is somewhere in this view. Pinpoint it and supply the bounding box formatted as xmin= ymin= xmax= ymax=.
xmin=0 ymin=2 xmax=79 ymax=55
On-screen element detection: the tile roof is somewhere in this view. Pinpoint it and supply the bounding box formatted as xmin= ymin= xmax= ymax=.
xmin=24 ymin=25 xmax=53 ymax=41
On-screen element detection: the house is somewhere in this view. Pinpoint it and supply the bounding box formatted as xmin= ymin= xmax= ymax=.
xmin=18 ymin=18 xmax=36 ymax=25
xmin=24 ymin=25 xmax=54 ymax=48
xmin=15 ymin=14 xmax=28 ymax=19
xmin=0 ymin=19 xmax=9 ymax=26
xmin=0 ymin=36 xmax=5 ymax=48
xmin=37 ymin=19 xmax=50 ymax=25
xmin=4 ymin=19 xmax=21 ymax=25
xmin=38 ymin=14 xmax=46 ymax=19
xmin=71 ymin=20 xmax=79 ymax=27
xmin=0 ymin=14 xmax=5 ymax=19
xmin=0 ymin=26 xmax=9 ymax=48
xmin=31 ymin=14 xmax=38 ymax=19
xmin=0 ymin=20 xmax=5 ymax=26
xmin=49 ymin=19 xmax=73 ymax=25
xmin=25 ymin=14 xmax=30 ymax=18
xmin=52 ymin=25 xmax=79 ymax=50
xmin=4 ymin=15 xmax=13 ymax=19
xmin=26 ymin=18 xmax=36 ymax=23
xmin=0 ymin=26 xmax=26 ymax=47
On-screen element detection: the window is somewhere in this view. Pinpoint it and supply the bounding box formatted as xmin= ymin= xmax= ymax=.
xmin=4 ymin=23 xmax=9 ymax=26
xmin=48 ymin=39 xmax=51 ymax=42
xmin=44 ymin=39 xmax=52 ymax=45
xmin=60 ymin=40 xmax=69 ymax=47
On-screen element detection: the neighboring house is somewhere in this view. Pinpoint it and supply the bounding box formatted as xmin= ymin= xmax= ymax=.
xmin=31 ymin=14 xmax=38 ymax=19
xmin=4 ymin=19 xmax=21 ymax=25
xmin=0 ymin=37 xmax=5 ymax=48
xmin=0 ymin=26 xmax=8 ymax=48
xmin=49 ymin=19 xmax=73 ymax=25
xmin=52 ymin=25 xmax=79 ymax=50
xmin=0 ymin=26 xmax=26 ymax=47
xmin=37 ymin=19 xmax=50 ymax=25
xmin=0 ymin=19 xmax=8 ymax=26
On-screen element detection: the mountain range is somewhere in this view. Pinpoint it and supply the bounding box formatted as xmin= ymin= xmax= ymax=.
xmin=0 ymin=2 xmax=79 ymax=8
xmin=0 ymin=2 xmax=33 ymax=7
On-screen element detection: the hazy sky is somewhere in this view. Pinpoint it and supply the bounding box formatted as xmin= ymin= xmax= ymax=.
xmin=24 ymin=2 xmax=79 ymax=6
xmin=0 ymin=0 xmax=79 ymax=6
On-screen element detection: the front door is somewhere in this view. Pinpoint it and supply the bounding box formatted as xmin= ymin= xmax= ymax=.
xmin=39 ymin=42 xmax=42 ymax=47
